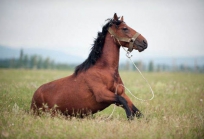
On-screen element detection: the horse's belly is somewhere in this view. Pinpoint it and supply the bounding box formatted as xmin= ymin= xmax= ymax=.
xmin=56 ymin=92 xmax=110 ymax=115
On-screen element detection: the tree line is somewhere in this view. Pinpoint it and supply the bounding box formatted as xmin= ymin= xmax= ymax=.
xmin=120 ymin=60 xmax=204 ymax=73
xmin=0 ymin=49 xmax=74 ymax=70
xmin=0 ymin=49 xmax=203 ymax=72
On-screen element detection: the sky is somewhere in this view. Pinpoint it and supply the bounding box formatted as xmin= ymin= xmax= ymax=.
xmin=0 ymin=0 xmax=204 ymax=60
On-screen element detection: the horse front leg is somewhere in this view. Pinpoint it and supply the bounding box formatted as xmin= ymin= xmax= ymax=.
xmin=131 ymin=104 xmax=144 ymax=118
xmin=115 ymin=95 xmax=132 ymax=119
xmin=91 ymin=87 xmax=133 ymax=119
xmin=121 ymin=93 xmax=144 ymax=119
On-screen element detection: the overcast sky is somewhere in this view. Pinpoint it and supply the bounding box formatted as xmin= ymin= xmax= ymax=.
xmin=0 ymin=0 xmax=204 ymax=60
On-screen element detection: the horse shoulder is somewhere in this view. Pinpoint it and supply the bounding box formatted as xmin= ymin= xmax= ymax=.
xmin=83 ymin=68 xmax=125 ymax=103
xmin=84 ymin=69 xmax=111 ymax=87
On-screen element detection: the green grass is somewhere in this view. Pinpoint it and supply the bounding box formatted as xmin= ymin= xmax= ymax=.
xmin=0 ymin=69 xmax=203 ymax=139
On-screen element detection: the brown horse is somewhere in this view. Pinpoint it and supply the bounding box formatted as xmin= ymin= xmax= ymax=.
xmin=31 ymin=13 xmax=148 ymax=119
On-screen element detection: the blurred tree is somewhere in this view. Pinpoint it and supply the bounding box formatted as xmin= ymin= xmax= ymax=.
xmin=148 ymin=61 xmax=154 ymax=72
xmin=37 ymin=56 xmax=43 ymax=69
xmin=19 ymin=49 xmax=24 ymax=68
xmin=30 ymin=55 xmax=38 ymax=69
xmin=23 ymin=54 xmax=29 ymax=68
xmin=44 ymin=57 xmax=50 ymax=69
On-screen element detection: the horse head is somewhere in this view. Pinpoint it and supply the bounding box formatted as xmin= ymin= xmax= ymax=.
xmin=108 ymin=13 xmax=148 ymax=52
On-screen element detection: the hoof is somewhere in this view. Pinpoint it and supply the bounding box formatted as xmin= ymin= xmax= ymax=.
xmin=136 ymin=111 xmax=144 ymax=119
xmin=127 ymin=115 xmax=134 ymax=120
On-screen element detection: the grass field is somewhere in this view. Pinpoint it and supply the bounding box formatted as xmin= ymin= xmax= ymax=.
xmin=0 ymin=69 xmax=203 ymax=139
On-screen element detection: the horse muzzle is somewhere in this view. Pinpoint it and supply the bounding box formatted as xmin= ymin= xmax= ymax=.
xmin=134 ymin=39 xmax=148 ymax=52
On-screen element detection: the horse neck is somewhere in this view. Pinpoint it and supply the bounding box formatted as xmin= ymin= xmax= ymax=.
xmin=97 ymin=33 xmax=120 ymax=69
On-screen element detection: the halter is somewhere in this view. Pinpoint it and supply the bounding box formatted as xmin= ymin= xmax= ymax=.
xmin=108 ymin=27 xmax=140 ymax=52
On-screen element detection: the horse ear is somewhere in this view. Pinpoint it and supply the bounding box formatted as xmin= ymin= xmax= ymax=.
xmin=121 ymin=16 xmax=124 ymax=22
xmin=113 ymin=13 xmax=118 ymax=21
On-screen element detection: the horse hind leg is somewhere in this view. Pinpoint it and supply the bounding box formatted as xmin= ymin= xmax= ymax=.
xmin=30 ymin=101 xmax=56 ymax=117
xmin=30 ymin=99 xmax=41 ymax=116
xmin=30 ymin=91 xmax=46 ymax=116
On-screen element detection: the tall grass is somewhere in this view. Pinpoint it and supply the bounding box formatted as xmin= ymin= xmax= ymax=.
xmin=0 ymin=69 xmax=203 ymax=138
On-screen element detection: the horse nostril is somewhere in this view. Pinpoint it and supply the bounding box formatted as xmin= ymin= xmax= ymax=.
xmin=143 ymin=40 xmax=147 ymax=44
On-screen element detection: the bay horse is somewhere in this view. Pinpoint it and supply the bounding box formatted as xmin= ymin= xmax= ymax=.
xmin=31 ymin=13 xmax=148 ymax=119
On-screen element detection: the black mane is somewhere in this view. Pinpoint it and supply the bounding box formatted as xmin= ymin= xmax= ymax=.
xmin=74 ymin=18 xmax=122 ymax=76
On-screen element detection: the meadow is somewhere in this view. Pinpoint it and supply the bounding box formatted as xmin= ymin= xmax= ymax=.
xmin=0 ymin=69 xmax=203 ymax=139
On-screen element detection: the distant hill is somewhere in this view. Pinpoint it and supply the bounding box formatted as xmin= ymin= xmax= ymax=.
xmin=0 ymin=45 xmax=84 ymax=64
xmin=0 ymin=46 xmax=20 ymax=59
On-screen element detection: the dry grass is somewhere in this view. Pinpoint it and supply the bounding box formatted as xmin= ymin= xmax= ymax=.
xmin=0 ymin=69 xmax=203 ymax=139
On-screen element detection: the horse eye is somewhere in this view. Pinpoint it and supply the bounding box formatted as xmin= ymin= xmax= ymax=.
xmin=122 ymin=27 xmax=128 ymax=31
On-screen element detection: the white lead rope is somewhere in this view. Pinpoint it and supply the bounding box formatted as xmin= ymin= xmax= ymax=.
xmin=123 ymin=49 xmax=155 ymax=101
xmin=120 ymin=46 xmax=155 ymax=101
